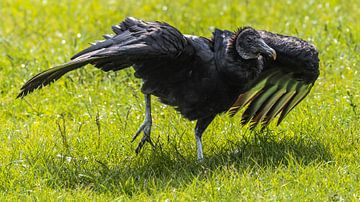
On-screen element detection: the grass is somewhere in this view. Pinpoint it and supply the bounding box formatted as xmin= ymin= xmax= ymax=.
xmin=1 ymin=0 xmax=359 ymax=201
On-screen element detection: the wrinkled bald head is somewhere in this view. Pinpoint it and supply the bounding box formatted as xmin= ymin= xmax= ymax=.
xmin=235 ymin=27 xmax=276 ymax=60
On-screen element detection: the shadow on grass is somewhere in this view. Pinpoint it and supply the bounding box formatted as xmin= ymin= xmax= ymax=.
xmin=41 ymin=129 xmax=332 ymax=196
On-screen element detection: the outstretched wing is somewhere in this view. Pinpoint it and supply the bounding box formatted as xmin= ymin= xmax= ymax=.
xmin=18 ymin=17 xmax=195 ymax=98
xmin=72 ymin=17 xmax=194 ymax=71
xmin=228 ymin=30 xmax=319 ymax=128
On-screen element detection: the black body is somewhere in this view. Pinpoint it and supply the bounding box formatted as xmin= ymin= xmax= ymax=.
xmin=18 ymin=17 xmax=319 ymax=159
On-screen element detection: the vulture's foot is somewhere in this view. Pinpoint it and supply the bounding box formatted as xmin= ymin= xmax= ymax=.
xmin=132 ymin=120 xmax=155 ymax=153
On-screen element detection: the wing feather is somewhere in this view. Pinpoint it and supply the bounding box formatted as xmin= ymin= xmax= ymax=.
xmin=228 ymin=71 xmax=280 ymax=116
xmin=277 ymin=83 xmax=313 ymax=125
xmin=241 ymin=81 xmax=281 ymax=124
xmin=262 ymin=81 xmax=298 ymax=126
xmin=228 ymin=29 xmax=319 ymax=128
xmin=229 ymin=69 xmax=315 ymax=128
xmin=18 ymin=17 xmax=195 ymax=98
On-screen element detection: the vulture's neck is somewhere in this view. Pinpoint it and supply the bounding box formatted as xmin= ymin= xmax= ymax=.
xmin=218 ymin=32 xmax=263 ymax=88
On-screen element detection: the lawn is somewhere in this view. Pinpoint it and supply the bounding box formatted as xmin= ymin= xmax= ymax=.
xmin=1 ymin=0 xmax=359 ymax=201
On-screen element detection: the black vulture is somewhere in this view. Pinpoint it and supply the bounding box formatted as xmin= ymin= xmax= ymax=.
xmin=18 ymin=17 xmax=319 ymax=160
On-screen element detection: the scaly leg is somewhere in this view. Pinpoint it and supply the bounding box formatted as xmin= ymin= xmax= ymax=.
xmin=195 ymin=115 xmax=215 ymax=161
xmin=132 ymin=94 xmax=154 ymax=153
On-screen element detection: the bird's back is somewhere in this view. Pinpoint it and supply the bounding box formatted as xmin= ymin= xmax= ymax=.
xmin=137 ymin=35 xmax=237 ymax=120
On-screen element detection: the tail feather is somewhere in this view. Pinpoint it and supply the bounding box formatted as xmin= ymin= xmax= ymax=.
xmin=17 ymin=57 xmax=98 ymax=98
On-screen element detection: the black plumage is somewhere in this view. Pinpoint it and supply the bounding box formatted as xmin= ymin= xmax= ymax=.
xmin=18 ymin=17 xmax=319 ymax=160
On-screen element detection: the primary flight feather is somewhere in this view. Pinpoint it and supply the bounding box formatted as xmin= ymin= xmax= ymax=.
xmin=18 ymin=17 xmax=319 ymax=160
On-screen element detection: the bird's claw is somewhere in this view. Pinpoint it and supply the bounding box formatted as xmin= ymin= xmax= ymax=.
xmin=131 ymin=120 xmax=154 ymax=153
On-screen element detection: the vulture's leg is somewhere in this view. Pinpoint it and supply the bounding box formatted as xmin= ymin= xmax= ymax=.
xmin=132 ymin=94 xmax=155 ymax=153
xmin=195 ymin=115 xmax=215 ymax=161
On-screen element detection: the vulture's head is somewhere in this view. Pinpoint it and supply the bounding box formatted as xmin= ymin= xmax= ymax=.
xmin=234 ymin=27 xmax=277 ymax=60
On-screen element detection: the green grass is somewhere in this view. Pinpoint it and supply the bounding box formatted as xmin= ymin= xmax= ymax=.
xmin=1 ymin=0 xmax=359 ymax=201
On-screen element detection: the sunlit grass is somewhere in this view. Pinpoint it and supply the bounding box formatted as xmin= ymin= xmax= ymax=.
xmin=1 ymin=0 xmax=359 ymax=201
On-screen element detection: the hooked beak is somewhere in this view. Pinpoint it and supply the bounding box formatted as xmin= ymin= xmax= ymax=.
xmin=257 ymin=39 xmax=277 ymax=60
